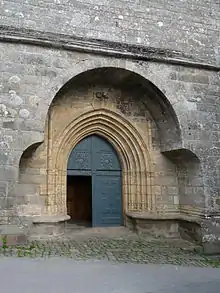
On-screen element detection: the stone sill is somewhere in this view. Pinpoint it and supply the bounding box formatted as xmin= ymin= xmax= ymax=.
xmin=126 ymin=212 xmax=202 ymax=224
xmin=32 ymin=215 xmax=70 ymax=224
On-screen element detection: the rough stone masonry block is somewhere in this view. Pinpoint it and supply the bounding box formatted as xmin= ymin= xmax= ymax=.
xmin=0 ymin=181 xmax=8 ymax=197
xmin=1 ymin=0 xmax=219 ymax=62
xmin=0 ymin=225 xmax=27 ymax=247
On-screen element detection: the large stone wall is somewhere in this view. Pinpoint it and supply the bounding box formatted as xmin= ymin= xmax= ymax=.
xmin=0 ymin=42 xmax=219 ymax=222
xmin=0 ymin=1 xmax=219 ymax=251
xmin=18 ymin=79 xmax=179 ymax=216
xmin=0 ymin=0 xmax=219 ymax=64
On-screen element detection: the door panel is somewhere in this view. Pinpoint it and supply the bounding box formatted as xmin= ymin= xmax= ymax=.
xmin=92 ymin=135 xmax=121 ymax=171
xmin=67 ymin=136 xmax=92 ymax=170
xmin=93 ymin=174 xmax=122 ymax=227
xmin=68 ymin=151 xmax=92 ymax=170
xmin=93 ymin=151 xmax=121 ymax=171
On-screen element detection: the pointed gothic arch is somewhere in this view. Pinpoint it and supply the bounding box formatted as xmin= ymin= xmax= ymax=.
xmin=46 ymin=108 xmax=152 ymax=219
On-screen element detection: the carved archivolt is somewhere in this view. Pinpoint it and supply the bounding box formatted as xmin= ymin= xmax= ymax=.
xmin=46 ymin=108 xmax=152 ymax=217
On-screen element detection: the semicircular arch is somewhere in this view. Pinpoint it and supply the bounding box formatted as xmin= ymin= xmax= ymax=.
xmin=48 ymin=66 xmax=182 ymax=152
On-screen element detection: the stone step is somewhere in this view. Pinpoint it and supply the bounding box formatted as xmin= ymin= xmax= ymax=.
xmin=0 ymin=225 xmax=27 ymax=247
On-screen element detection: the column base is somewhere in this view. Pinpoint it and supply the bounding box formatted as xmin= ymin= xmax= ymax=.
xmin=125 ymin=212 xmax=202 ymax=240
xmin=30 ymin=215 xmax=70 ymax=240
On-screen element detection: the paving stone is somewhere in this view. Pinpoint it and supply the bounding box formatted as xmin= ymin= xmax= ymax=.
xmin=0 ymin=228 xmax=219 ymax=267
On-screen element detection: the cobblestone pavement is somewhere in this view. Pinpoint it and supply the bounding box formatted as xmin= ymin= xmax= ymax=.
xmin=0 ymin=227 xmax=220 ymax=268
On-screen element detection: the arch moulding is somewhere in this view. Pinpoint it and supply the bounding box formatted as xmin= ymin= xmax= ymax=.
xmin=45 ymin=108 xmax=153 ymax=221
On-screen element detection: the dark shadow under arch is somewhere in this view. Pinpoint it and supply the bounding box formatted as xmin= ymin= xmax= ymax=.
xmin=18 ymin=142 xmax=43 ymax=183
xmin=163 ymin=148 xmax=205 ymax=214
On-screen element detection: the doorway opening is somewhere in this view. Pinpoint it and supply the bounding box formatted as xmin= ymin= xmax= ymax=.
xmin=67 ymin=135 xmax=123 ymax=227
xmin=67 ymin=175 xmax=92 ymax=227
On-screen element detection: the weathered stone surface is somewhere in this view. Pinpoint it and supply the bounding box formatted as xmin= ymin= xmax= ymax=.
xmin=0 ymin=0 xmax=219 ymax=64
xmin=0 ymin=225 xmax=27 ymax=246
xmin=0 ymin=0 xmax=219 ymax=253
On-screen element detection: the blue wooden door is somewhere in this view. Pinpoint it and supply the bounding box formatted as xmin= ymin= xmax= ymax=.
xmin=67 ymin=135 xmax=123 ymax=227
xmin=67 ymin=136 xmax=92 ymax=176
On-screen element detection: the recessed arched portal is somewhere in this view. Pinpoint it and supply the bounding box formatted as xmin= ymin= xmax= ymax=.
xmin=67 ymin=134 xmax=122 ymax=227
xmin=47 ymin=108 xmax=151 ymax=219
xmin=15 ymin=66 xmax=206 ymax=241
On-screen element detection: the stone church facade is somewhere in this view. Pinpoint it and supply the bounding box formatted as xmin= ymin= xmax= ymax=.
xmin=0 ymin=1 xmax=220 ymax=253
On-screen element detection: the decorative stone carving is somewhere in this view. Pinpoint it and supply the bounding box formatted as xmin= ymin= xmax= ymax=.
xmin=46 ymin=108 xmax=152 ymax=216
